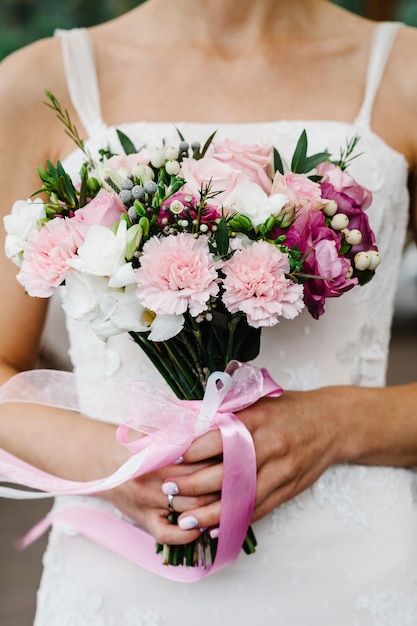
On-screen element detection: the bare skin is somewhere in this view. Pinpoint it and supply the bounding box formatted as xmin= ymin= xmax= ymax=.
xmin=0 ymin=0 xmax=417 ymax=546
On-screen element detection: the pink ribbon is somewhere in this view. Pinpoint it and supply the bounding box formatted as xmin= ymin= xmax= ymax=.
xmin=0 ymin=362 xmax=282 ymax=581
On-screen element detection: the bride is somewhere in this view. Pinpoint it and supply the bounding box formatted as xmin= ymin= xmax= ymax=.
xmin=1 ymin=0 xmax=417 ymax=623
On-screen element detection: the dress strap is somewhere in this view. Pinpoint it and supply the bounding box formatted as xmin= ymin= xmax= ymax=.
xmin=55 ymin=28 xmax=106 ymax=138
xmin=355 ymin=22 xmax=402 ymax=126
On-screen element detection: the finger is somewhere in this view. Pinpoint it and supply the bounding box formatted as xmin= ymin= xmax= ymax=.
xmin=177 ymin=499 xmax=222 ymax=533
xmin=183 ymin=429 xmax=223 ymax=463
xmin=163 ymin=492 xmax=219 ymax=514
xmin=145 ymin=509 xmax=203 ymax=545
xmin=163 ymin=462 xmax=223 ymax=499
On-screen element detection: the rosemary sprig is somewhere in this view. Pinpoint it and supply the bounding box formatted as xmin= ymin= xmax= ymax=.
xmin=44 ymin=90 xmax=95 ymax=168
xmin=335 ymin=135 xmax=362 ymax=170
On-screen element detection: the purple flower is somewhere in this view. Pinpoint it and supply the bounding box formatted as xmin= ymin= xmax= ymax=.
xmin=274 ymin=211 xmax=357 ymax=319
xmin=317 ymin=163 xmax=377 ymax=258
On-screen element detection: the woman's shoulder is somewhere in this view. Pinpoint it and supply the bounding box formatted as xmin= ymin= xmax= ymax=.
xmin=0 ymin=36 xmax=78 ymax=162
xmin=376 ymin=23 xmax=417 ymax=169
xmin=389 ymin=24 xmax=417 ymax=88
xmin=0 ymin=37 xmax=64 ymax=105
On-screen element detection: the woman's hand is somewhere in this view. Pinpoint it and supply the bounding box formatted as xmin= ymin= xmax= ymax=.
xmin=101 ymin=381 xmax=417 ymax=544
xmin=100 ymin=458 xmax=221 ymax=546
xmin=159 ymin=387 xmax=347 ymax=534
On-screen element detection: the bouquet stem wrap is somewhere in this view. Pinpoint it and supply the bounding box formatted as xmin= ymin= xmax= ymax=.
xmin=0 ymin=362 xmax=282 ymax=582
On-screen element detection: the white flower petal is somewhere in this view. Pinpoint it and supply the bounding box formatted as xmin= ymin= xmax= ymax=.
xmin=108 ymin=262 xmax=137 ymax=288
xmin=148 ymin=314 xmax=185 ymax=341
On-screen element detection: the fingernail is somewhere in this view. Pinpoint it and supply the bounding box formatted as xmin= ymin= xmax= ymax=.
xmin=174 ymin=456 xmax=184 ymax=464
xmin=178 ymin=516 xmax=198 ymax=530
xmin=162 ymin=482 xmax=179 ymax=496
xmin=209 ymin=527 xmax=220 ymax=539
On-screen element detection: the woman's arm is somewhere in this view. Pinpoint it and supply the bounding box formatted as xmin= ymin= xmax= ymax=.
xmin=0 ymin=41 xmax=207 ymax=547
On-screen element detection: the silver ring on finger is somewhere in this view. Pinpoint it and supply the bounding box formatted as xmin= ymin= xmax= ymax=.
xmin=167 ymin=493 xmax=176 ymax=512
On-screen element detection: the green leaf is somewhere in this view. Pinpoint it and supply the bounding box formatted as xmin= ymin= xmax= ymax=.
xmin=116 ymin=129 xmax=137 ymax=155
xmin=215 ymin=217 xmax=229 ymax=256
xmin=78 ymin=167 xmax=89 ymax=208
xmin=175 ymin=127 xmax=186 ymax=142
xmin=198 ymin=130 xmax=217 ymax=160
xmin=291 ymin=130 xmax=308 ymax=173
xmin=125 ymin=224 xmax=143 ymax=260
xmin=273 ymin=147 xmax=284 ymax=174
xmin=303 ymin=151 xmax=331 ymax=173
xmin=56 ymin=161 xmax=77 ymax=202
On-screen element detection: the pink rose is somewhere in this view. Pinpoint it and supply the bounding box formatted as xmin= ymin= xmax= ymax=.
xmin=317 ymin=162 xmax=372 ymax=210
xmin=17 ymin=218 xmax=83 ymax=297
xmin=135 ymin=233 xmax=220 ymax=317
xmin=222 ymin=240 xmax=304 ymax=328
xmin=105 ymin=150 xmax=151 ymax=170
xmin=271 ymin=172 xmax=323 ymax=212
xmin=207 ymin=139 xmax=273 ymax=194
xmin=71 ymin=190 xmax=126 ymax=233
xmin=180 ymin=156 xmax=250 ymax=207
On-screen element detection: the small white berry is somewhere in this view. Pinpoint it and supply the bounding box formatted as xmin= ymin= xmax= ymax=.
xmin=165 ymin=160 xmax=181 ymax=176
xmin=199 ymin=224 xmax=209 ymax=233
xmin=150 ymin=147 xmax=166 ymax=169
xmin=165 ymin=146 xmax=179 ymax=160
xmin=354 ymin=251 xmax=371 ymax=271
xmin=331 ymin=213 xmax=349 ymax=230
xmin=345 ymin=229 xmax=363 ymax=246
xmin=345 ymin=265 xmax=354 ymax=279
xmin=368 ymin=250 xmax=381 ymax=270
xmin=323 ymin=200 xmax=338 ymax=217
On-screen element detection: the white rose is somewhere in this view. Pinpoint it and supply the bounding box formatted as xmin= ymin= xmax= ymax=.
xmin=231 ymin=181 xmax=288 ymax=229
xmin=3 ymin=198 xmax=46 ymax=266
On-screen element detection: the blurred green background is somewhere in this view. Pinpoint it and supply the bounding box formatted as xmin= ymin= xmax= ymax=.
xmin=0 ymin=0 xmax=417 ymax=61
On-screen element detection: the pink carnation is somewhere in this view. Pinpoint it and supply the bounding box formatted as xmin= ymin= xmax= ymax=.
xmin=72 ymin=189 xmax=126 ymax=233
xmin=17 ymin=218 xmax=83 ymax=297
xmin=271 ymin=172 xmax=323 ymax=212
xmin=135 ymin=233 xmax=220 ymax=317
xmin=222 ymin=241 xmax=304 ymax=328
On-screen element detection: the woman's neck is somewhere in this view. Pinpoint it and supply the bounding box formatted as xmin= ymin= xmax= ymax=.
xmin=136 ymin=0 xmax=331 ymax=53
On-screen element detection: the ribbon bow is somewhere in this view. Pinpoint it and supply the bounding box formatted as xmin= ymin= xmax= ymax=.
xmin=0 ymin=361 xmax=282 ymax=581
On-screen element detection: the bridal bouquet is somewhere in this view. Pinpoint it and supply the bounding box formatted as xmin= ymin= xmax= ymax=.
xmin=4 ymin=94 xmax=380 ymax=567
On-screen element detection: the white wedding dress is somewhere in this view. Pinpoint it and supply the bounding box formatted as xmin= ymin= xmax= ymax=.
xmin=34 ymin=22 xmax=417 ymax=626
